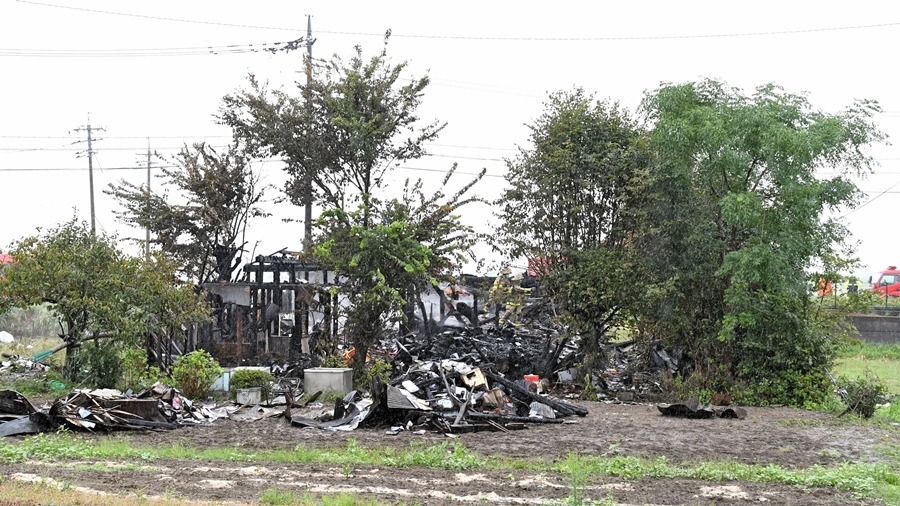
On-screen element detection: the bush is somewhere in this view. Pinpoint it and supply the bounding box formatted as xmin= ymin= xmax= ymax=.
xmin=80 ymin=341 xmax=122 ymax=389
xmin=839 ymin=372 xmax=888 ymax=418
xmin=230 ymin=369 xmax=275 ymax=401
xmin=171 ymin=350 xmax=223 ymax=400
xmin=365 ymin=359 xmax=392 ymax=386
xmin=119 ymin=348 xmax=164 ymax=391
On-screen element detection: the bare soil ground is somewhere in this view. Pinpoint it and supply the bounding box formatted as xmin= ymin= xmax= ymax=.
xmin=3 ymin=400 xmax=897 ymax=505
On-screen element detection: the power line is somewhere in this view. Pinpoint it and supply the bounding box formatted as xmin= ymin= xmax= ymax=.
xmin=0 ymin=145 xmax=230 ymax=152
xmin=395 ymin=166 xmax=505 ymax=178
xmin=429 ymin=143 xmax=516 ymax=152
xmin=843 ymin=178 xmax=900 ymax=217
xmin=425 ymin=153 xmax=504 ymax=162
xmin=0 ymin=42 xmax=289 ymax=58
xmin=16 ymin=0 xmax=301 ymax=32
xmin=0 ymin=135 xmax=231 ymax=139
xmin=15 ymin=0 xmax=900 ymax=41
xmin=0 ymin=166 xmax=174 ymax=172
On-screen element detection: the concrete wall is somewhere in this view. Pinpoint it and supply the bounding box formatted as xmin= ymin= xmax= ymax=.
xmin=848 ymin=314 xmax=900 ymax=344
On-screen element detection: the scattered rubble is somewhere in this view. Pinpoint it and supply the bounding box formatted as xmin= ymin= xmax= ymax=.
xmin=657 ymin=396 xmax=747 ymax=420
xmin=0 ymin=353 xmax=50 ymax=373
xmin=1 ymin=276 xmax=750 ymax=439
xmin=0 ymin=383 xmax=243 ymax=437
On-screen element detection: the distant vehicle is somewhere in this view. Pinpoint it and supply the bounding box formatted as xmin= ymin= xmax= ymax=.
xmin=870 ymin=266 xmax=900 ymax=297
xmin=0 ymin=253 xmax=13 ymax=278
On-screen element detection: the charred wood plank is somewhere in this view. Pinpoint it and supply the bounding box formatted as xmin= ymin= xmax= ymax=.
xmin=485 ymin=368 xmax=588 ymax=417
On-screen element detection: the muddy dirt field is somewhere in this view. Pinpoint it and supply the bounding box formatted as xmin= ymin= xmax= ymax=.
xmin=3 ymin=400 xmax=897 ymax=505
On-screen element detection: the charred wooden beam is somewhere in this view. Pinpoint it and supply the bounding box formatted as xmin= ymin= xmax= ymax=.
xmin=485 ymin=368 xmax=588 ymax=417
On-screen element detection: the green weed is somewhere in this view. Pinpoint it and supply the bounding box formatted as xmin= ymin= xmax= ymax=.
xmin=559 ymin=452 xmax=591 ymax=505
xmin=259 ymin=487 xmax=301 ymax=505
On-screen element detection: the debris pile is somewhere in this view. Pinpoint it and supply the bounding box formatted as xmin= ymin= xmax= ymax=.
xmin=0 ymin=353 xmax=50 ymax=373
xmin=286 ymin=359 xmax=588 ymax=435
xmin=0 ymin=383 xmax=229 ymax=437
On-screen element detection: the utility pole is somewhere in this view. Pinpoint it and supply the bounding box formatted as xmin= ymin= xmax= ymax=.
xmin=73 ymin=117 xmax=104 ymax=235
xmin=145 ymin=139 xmax=152 ymax=256
xmin=303 ymin=14 xmax=316 ymax=253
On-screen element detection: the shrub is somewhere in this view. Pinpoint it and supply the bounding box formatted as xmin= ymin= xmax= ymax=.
xmin=839 ymin=371 xmax=888 ymax=418
xmin=81 ymin=341 xmax=122 ymax=389
xmin=365 ymin=359 xmax=392 ymax=386
xmin=119 ymin=348 xmax=164 ymax=391
xmin=230 ymin=369 xmax=275 ymax=401
xmin=171 ymin=350 xmax=223 ymax=400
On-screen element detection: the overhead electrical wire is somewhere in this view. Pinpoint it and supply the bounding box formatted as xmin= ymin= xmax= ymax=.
xmin=15 ymin=0 xmax=900 ymax=41
xmin=0 ymin=42 xmax=293 ymax=58
xmin=0 ymin=145 xmax=231 ymax=152
xmin=843 ymin=178 xmax=900 ymax=217
xmin=0 ymin=135 xmax=231 ymax=139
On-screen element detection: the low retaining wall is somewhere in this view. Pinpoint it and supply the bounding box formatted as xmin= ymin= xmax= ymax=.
xmin=848 ymin=314 xmax=900 ymax=344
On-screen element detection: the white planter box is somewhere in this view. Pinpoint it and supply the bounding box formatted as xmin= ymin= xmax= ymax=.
xmin=236 ymin=387 xmax=262 ymax=405
xmin=304 ymin=367 xmax=353 ymax=395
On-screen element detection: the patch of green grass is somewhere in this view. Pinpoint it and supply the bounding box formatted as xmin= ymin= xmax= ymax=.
xmin=834 ymin=357 xmax=900 ymax=394
xmin=259 ymin=487 xmax=302 ymax=505
xmin=258 ymin=488 xmax=386 ymax=506
xmin=5 ymin=431 xmax=900 ymax=501
xmin=837 ymin=341 xmax=900 ymax=361
xmin=553 ymin=453 xmax=900 ymax=498
xmin=834 ymin=342 xmax=900 ymax=405
xmin=875 ymin=401 xmax=900 ymax=424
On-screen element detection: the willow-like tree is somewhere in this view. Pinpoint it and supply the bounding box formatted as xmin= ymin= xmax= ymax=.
xmin=106 ymin=142 xmax=270 ymax=284
xmin=637 ymin=79 xmax=885 ymax=405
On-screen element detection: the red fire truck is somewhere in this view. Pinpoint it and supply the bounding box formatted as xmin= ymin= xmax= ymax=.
xmin=871 ymin=266 xmax=900 ymax=297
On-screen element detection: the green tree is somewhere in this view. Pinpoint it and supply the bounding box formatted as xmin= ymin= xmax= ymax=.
xmin=315 ymin=201 xmax=434 ymax=380
xmin=219 ymin=34 xmax=443 ymax=224
xmin=106 ymin=142 xmax=270 ymax=284
xmin=0 ymin=217 xmax=210 ymax=385
xmin=221 ymin=38 xmax=483 ymax=380
xmin=637 ymin=79 xmax=885 ymax=405
xmin=497 ymin=89 xmax=650 ymax=372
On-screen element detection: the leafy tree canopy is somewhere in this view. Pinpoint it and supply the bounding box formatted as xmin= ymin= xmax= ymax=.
xmin=0 ymin=217 xmax=210 ymax=384
xmin=637 ymin=79 xmax=885 ymax=404
xmin=106 ymin=142 xmax=270 ymax=283
xmin=219 ymin=34 xmax=444 ymax=221
xmin=498 ymin=88 xmax=650 ymax=262
xmin=497 ymin=89 xmax=650 ymax=373
xmin=221 ymin=37 xmax=484 ymax=382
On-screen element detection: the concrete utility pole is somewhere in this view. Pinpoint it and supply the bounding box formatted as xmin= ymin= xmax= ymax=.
xmin=145 ymin=139 xmax=152 ymax=256
xmin=73 ymin=117 xmax=104 ymax=235
xmin=303 ymin=15 xmax=316 ymax=253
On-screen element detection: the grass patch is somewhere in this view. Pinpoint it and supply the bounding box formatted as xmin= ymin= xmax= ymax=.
xmin=835 ymin=342 xmax=900 ymax=392
xmin=834 ymin=341 xmax=900 ymax=421
xmin=0 ymin=432 xmax=489 ymax=470
xmin=837 ymin=341 xmax=900 ymax=361
xmin=0 ymin=336 xmax=67 ymax=376
xmin=4 ymin=431 xmax=900 ymax=501
xmin=259 ymin=487 xmax=384 ymax=506
xmin=551 ymin=453 xmax=900 ymax=499
xmin=0 ymin=479 xmax=237 ymax=506
xmin=0 ymin=480 xmax=395 ymax=506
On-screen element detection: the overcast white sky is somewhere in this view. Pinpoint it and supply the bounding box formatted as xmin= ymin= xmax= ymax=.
xmin=2 ymin=0 xmax=899 ymax=280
